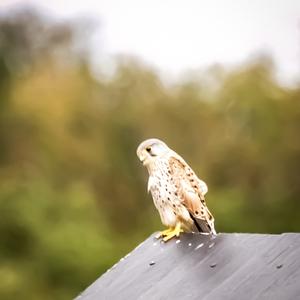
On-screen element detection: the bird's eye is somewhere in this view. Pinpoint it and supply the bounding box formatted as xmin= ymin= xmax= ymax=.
xmin=146 ymin=147 xmax=151 ymax=153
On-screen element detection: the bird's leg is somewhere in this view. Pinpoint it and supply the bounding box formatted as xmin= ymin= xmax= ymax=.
xmin=155 ymin=227 xmax=173 ymax=239
xmin=163 ymin=222 xmax=183 ymax=242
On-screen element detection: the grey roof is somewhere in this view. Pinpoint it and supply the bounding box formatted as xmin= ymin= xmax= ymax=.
xmin=76 ymin=233 xmax=300 ymax=300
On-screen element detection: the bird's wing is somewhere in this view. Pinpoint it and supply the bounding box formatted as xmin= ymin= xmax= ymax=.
xmin=168 ymin=155 xmax=215 ymax=234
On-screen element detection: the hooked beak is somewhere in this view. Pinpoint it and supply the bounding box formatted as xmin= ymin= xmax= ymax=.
xmin=139 ymin=153 xmax=147 ymax=165
xmin=137 ymin=149 xmax=147 ymax=164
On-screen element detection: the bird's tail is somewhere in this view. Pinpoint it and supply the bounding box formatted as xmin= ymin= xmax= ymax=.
xmin=190 ymin=213 xmax=216 ymax=235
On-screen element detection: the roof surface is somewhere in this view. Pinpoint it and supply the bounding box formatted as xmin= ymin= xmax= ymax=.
xmin=76 ymin=232 xmax=300 ymax=300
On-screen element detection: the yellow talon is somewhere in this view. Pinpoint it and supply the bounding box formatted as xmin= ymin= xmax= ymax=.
xmin=162 ymin=223 xmax=183 ymax=242
xmin=156 ymin=227 xmax=173 ymax=239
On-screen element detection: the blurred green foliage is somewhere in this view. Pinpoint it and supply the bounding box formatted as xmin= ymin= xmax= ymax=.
xmin=0 ymin=9 xmax=299 ymax=300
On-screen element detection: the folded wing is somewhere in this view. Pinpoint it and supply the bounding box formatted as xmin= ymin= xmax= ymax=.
xmin=168 ymin=155 xmax=216 ymax=234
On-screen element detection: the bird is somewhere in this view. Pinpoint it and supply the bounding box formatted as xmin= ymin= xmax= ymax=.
xmin=137 ymin=138 xmax=216 ymax=242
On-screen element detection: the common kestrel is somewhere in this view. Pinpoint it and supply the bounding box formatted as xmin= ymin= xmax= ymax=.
xmin=137 ymin=138 xmax=216 ymax=241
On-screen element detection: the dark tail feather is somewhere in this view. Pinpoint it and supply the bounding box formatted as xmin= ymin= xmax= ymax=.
xmin=189 ymin=213 xmax=215 ymax=234
xmin=189 ymin=213 xmax=202 ymax=232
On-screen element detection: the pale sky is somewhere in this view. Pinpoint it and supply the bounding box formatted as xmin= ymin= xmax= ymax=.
xmin=1 ymin=0 xmax=300 ymax=85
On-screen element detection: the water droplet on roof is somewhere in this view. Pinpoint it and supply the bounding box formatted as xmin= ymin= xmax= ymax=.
xmin=210 ymin=263 xmax=217 ymax=268
xmin=176 ymin=240 xmax=181 ymax=244
xmin=188 ymin=243 xmax=192 ymax=247
xmin=208 ymin=243 xmax=215 ymax=248
xmin=149 ymin=261 xmax=155 ymax=266
xmin=195 ymin=243 xmax=204 ymax=250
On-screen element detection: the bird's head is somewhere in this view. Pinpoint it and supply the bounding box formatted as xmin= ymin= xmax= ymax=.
xmin=137 ymin=138 xmax=170 ymax=166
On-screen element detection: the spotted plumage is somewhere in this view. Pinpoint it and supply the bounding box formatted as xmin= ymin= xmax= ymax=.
xmin=137 ymin=138 xmax=216 ymax=241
